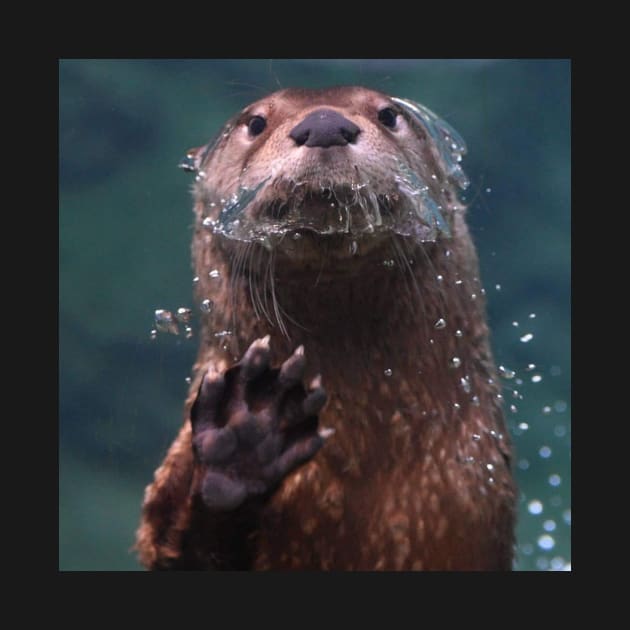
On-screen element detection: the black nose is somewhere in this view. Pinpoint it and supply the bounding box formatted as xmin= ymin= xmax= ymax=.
xmin=289 ymin=108 xmax=360 ymax=148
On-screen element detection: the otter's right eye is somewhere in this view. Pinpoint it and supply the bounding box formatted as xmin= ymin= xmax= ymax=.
xmin=248 ymin=116 xmax=267 ymax=136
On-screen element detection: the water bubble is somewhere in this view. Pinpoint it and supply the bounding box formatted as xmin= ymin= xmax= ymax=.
xmin=455 ymin=329 xmax=463 ymax=337
xmin=149 ymin=329 xmax=157 ymax=340
xmin=434 ymin=318 xmax=447 ymax=329
xmin=518 ymin=422 xmax=529 ymax=431
xmin=486 ymin=463 xmax=494 ymax=471
xmin=471 ymin=293 xmax=477 ymax=300
xmin=542 ymin=406 xmax=552 ymax=415
xmin=436 ymin=274 xmax=444 ymax=282
xmin=550 ymin=557 xmax=566 ymax=571
xmin=512 ymin=321 xmax=519 ymax=327
xmin=498 ymin=365 xmax=516 ymax=379
xmin=554 ymin=425 xmax=567 ymax=438
xmin=384 ymin=368 xmax=393 ymax=377
xmin=563 ymin=509 xmax=571 ymax=525
xmin=485 ymin=187 xmax=492 ymax=193
xmin=525 ymin=363 xmax=536 ymax=371
xmin=496 ymin=393 xmax=503 ymax=401
xmin=539 ymin=446 xmax=552 ymax=459
xmin=154 ymin=309 xmax=179 ymax=335
xmin=529 ymin=313 xmax=537 ymax=319
xmin=200 ymin=299 xmax=213 ymax=313
xmin=185 ymin=376 xmax=191 ymax=384
xmin=450 ymin=357 xmax=462 ymax=368
xmin=453 ymin=402 xmax=461 ymax=410
xmin=520 ymin=333 xmax=534 ymax=343
xmin=537 ymin=535 xmax=555 ymax=551
xmin=531 ymin=374 xmax=543 ymax=383
xmin=554 ymin=400 xmax=568 ymax=413
xmin=536 ymin=557 xmax=550 ymax=570
xmin=192 ymin=276 xmax=199 ymax=284
xmin=527 ymin=499 xmax=543 ymax=515
xmin=549 ymin=474 xmax=561 ymax=487
xmin=495 ymin=284 xmax=502 ymax=291
xmin=472 ymin=433 xmax=481 ymax=441
xmin=455 ymin=279 xmax=463 ymax=285
xmin=518 ymin=458 xmax=530 ymax=470
xmin=512 ymin=390 xmax=521 ymax=399
xmin=543 ymin=520 xmax=556 ymax=532
xmin=509 ymin=404 xmax=518 ymax=413
xmin=184 ymin=325 xmax=193 ymax=339
xmin=209 ymin=269 xmax=220 ymax=279
xmin=175 ymin=307 xmax=192 ymax=324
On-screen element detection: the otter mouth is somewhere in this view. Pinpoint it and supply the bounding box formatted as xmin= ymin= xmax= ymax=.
xmin=205 ymin=159 xmax=455 ymax=249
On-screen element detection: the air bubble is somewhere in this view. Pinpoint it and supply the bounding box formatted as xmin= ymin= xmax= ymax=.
xmin=550 ymin=557 xmax=566 ymax=571
xmin=434 ymin=318 xmax=446 ymax=329
xmin=518 ymin=458 xmax=530 ymax=470
xmin=542 ymin=405 xmax=552 ymax=415
xmin=436 ymin=274 xmax=443 ymax=282
xmin=525 ymin=363 xmax=536 ymax=371
xmin=531 ymin=374 xmax=543 ymax=383
xmin=543 ymin=520 xmax=556 ymax=532
xmin=349 ymin=241 xmax=358 ymax=256
xmin=209 ymin=269 xmax=220 ymax=279
xmin=453 ymin=402 xmax=461 ymax=410
xmin=184 ymin=325 xmax=193 ymax=339
xmin=472 ymin=433 xmax=481 ymax=441
xmin=384 ymin=368 xmax=393 ymax=377
xmin=509 ymin=404 xmax=518 ymax=413
xmin=495 ymin=284 xmax=501 ymax=291
xmin=486 ymin=463 xmax=494 ymax=471
xmin=536 ymin=557 xmax=550 ymax=570
xmin=471 ymin=395 xmax=480 ymax=406
xmin=512 ymin=321 xmax=519 ymax=327
xmin=470 ymin=293 xmax=477 ymax=300
xmin=549 ymin=474 xmax=561 ymax=487
xmin=154 ymin=309 xmax=179 ymax=335
xmin=185 ymin=377 xmax=191 ymax=384
xmin=200 ymin=299 xmax=213 ymax=313
xmin=292 ymin=232 xmax=302 ymax=240
xmin=485 ymin=187 xmax=492 ymax=193
xmin=528 ymin=499 xmax=543 ymax=515
xmin=537 ymin=535 xmax=555 ymax=551
xmin=498 ymin=365 xmax=516 ymax=379
xmin=554 ymin=400 xmax=567 ymax=413
xmin=554 ymin=425 xmax=567 ymax=438
xmin=176 ymin=307 xmax=192 ymax=324
xmin=520 ymin=333 xmax=534 ymax=343
xmin=518 ymin=422 xmax=529 ymax=431
xmin=455 ymin=329 xmax=463 ymax=337
xmin=539 ymin=446 xmax=552 ymax=459
xmin=529 ymin=313 xmax=536 ymax=319
xmin=455 ymin=279 xmax=463 ymax=285
xmin=450 ymin=357 xmax=462 ymax=368
xmin=149 ymin=329 xmax=157 ymax=340
xmin=202 ymin=217 xmax=214 ymax=228
xmin=460 ymin=377 xmax=471 ymax=393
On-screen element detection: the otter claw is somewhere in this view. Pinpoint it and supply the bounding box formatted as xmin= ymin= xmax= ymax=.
xmin=240 ymin=336 xmax=272 ymax=381
xmin=278 ymin=345 xmax=307 ymax=387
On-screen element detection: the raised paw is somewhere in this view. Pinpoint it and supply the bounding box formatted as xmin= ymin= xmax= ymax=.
xmin=190 ymin=337 xmax=329 ymax=512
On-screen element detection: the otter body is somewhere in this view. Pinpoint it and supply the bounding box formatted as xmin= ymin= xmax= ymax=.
xmin=136 ymin=87 xmax=516 ymax=570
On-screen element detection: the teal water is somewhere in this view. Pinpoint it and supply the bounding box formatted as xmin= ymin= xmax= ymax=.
xmin=59 ymin=59 xmax=571 ymax=571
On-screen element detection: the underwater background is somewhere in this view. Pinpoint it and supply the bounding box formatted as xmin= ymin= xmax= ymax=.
xmin=59 ymin=59 xmax=570 ymax=571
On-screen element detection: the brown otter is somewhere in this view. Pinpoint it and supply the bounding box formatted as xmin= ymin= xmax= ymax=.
xmin=135 ymin=86 xmax=517 ymax=570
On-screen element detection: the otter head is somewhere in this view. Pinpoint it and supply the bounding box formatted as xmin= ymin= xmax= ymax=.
xmin=184 ymin=87 xmax=470 ymax=269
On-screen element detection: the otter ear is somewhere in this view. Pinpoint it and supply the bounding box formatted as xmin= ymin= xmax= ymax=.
xmin=178 ymin=145 xmax=208 ymax=173
xmin=391 ymin=97 xmax=470 ymax=191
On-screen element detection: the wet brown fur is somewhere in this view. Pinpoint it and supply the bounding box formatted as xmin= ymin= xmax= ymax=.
xmin=135 ymin=87 xmax=516 ymax=570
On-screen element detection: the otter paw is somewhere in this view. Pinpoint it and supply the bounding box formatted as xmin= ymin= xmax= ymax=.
xmin=190 ymin=336 xmax=329 ymax=511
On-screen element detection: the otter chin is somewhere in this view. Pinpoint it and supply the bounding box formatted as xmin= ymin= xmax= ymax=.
xmin=136 ymin=86 xmax=517 ymax=571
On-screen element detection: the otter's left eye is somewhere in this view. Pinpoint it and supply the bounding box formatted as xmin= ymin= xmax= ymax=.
xmin=248 ymin=115 xmax=267 ymax=136
xmin=378 ymin=107 xmax=398 ymax=129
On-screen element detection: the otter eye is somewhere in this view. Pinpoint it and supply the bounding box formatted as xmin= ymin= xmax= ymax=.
xmin=378 ymin=107 xmax=398 ymax=129
xmin=248 ymin=115 xmax=267 ymax=136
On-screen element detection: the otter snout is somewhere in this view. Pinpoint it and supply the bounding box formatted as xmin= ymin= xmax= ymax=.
xmin=289 ymin=108 xmax=360 ymax=148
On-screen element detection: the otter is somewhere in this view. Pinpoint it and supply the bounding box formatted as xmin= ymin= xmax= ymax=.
xmin=135 ymin=86 xmax=517 ymax=570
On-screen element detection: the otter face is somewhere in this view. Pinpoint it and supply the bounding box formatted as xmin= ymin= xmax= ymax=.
xmin=184 ymin=87 xmax=469 ymax=262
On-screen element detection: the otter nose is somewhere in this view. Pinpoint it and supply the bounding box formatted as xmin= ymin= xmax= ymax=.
xmin=289 ymin=109 xmax=360 ymax=148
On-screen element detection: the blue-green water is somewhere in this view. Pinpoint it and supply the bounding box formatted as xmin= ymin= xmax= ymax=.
xmin=59 ymin=59 xmax=570 ymax=571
